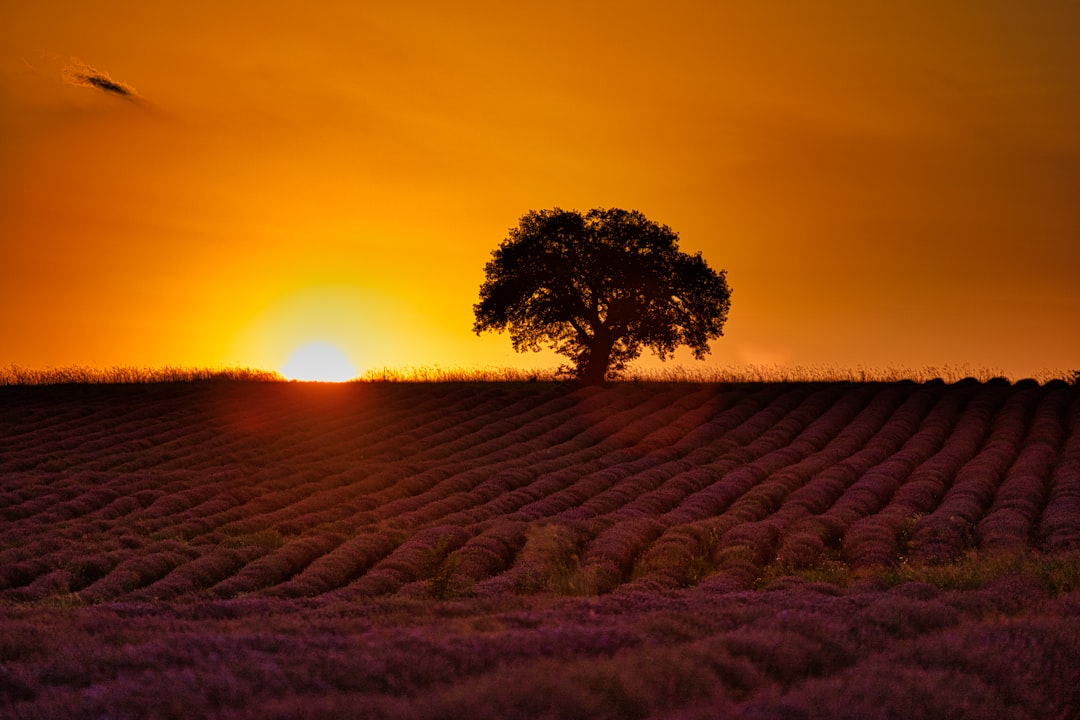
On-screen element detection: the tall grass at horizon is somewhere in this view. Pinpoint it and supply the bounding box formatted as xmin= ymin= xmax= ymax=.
xmin=3 ymin=363 xmax=1075 ymax=386
xmin=0 ymin=364 xmax=284 ymax=386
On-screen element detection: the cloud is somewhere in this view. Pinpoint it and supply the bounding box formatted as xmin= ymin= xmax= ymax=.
xmin=61 ymin=58 xmax=138 ymax=99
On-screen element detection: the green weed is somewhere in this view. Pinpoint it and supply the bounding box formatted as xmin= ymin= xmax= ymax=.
xmin=759 ymin=549 xmax=1080 ymax=594
xmin=222 ymin=529 xmax=285 ymax=550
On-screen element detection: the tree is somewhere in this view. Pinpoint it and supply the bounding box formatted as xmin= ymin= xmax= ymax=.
xmin=473 ymin=207 xmax=732 ymax=384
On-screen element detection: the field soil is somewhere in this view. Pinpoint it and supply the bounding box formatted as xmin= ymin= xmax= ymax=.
xmin=1 ymin=380 xmax=1078 ymax=719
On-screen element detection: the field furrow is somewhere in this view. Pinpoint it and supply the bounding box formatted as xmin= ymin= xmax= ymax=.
xmin=2 ymin=379 xmax=1080 ymax=719
xmin=0 ymin=380 xmax=1076 ymax=603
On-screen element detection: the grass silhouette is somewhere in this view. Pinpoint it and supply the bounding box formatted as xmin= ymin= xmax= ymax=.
xmin=3 ymin=362 xmax=1073 ymax=386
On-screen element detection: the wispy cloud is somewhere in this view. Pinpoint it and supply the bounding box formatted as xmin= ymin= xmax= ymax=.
xmin=61 ymin=58 xmax=138 ymax=99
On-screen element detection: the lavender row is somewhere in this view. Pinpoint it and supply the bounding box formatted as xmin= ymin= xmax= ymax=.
xmin=909 ymin=385 xmax=1046 ymax=562
xmin=2 ymin=382 xmax=1078 ymax=603
xmin=1037 ymin=390 xmax=1080 ymax=551
xmin=2 ymin=579 xmax=1075 ymax=719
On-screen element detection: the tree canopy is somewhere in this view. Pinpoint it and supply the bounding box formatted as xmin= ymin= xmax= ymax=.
xmin=473 ymin=207 xmax=732 ymax=383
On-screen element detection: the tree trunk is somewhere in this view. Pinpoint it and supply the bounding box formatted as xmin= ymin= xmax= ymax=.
xmin=580 ymin=333 xmax=616 ymax=385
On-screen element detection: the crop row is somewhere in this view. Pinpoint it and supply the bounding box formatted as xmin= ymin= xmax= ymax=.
xmin=2 ymin=572 xmax=1075 ymax=719
xmin=1 ymin=380 xmax=1077 ymax=603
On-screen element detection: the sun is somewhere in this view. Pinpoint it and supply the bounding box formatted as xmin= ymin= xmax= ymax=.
xmin=279 ymin=341 xmax=358 ymax=382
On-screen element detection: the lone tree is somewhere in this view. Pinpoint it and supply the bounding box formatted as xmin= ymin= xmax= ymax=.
xmin=474 ymin=207 xmax=732 ymax=384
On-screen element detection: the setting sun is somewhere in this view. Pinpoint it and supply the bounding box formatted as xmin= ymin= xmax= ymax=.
xmin=279 ymin=341 xmax=358 ymax=382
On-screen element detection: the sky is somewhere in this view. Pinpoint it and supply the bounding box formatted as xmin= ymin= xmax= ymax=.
xmin=2 ymin=1 xmax=1078 ymax=380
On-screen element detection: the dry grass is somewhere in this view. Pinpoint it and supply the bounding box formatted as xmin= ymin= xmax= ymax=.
xmin=624 ymin=363 xmax=1009 ymax=384
xmin=2 ymin=362 xmax=1075 ymax=386
xmin=0 ymin=364 xmax=283 ymax=386
xmin=368 ymin=362 xmax=1078 ymax=386
xmin=358 ymin=365 xmax=558 ymax=383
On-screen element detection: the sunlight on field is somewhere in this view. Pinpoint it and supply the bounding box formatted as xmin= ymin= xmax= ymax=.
xmin=279 ymin=342 xmax=358 ymax=382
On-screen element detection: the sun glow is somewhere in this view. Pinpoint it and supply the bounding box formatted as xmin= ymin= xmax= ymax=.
xmin=279 ymin=341 xmax=358 ymax=382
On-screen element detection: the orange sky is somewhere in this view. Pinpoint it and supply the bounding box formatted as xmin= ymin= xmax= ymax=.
xmin=2 ymin=1 xmax=1078 ymax=379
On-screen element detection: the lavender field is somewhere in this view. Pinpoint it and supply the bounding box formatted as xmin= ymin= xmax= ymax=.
xmin=2 ymin=380 xmax=1079 ymax=718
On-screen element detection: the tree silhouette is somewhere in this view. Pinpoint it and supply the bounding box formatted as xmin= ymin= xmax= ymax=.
xmin=474 ymin=208 xmax=732 ymax=384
